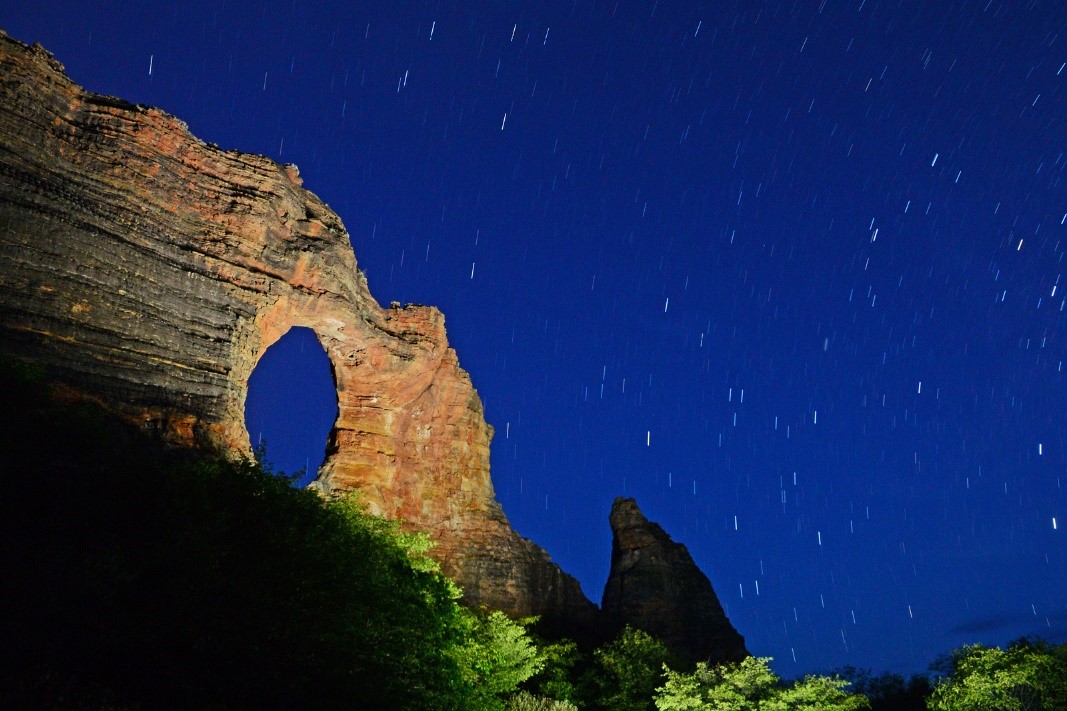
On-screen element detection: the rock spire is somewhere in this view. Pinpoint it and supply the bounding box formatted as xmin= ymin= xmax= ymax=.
xmin=602 ymin=497 xmax=749 ymax=664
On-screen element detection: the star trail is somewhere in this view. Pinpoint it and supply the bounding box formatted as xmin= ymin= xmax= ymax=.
xmin=4 ymin=0 xmax=1064 ymax=677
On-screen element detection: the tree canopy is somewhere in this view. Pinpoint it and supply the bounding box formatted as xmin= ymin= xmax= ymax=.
xmin=655 ymin=657 xmax=870 ymax=711
xmin=587 ymin=626 xmax=678 ymax=711
xmin=927 ymin=639 xmax=1067 ymax=711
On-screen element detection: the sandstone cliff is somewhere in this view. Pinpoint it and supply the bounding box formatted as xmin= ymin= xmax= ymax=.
xmin=602 ymin=498 xmax=749 ymax=664
xmin=0 ymin=30 xmax=597 ymax=630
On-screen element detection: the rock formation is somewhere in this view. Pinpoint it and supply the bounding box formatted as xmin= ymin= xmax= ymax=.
xmin=0 ymin=30 xmax=597 ymax=631
xmin=602 ymin=498 xmax=749 ymax=664
xmin=0 ymin=32 xmax=754 ymax=656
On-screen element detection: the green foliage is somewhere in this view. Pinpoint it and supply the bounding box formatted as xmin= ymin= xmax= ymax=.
xmin=507 ymin=690 xmax=580 ymax=711
xmin=453 ymin=609 xmax=547 ymax=710
xmin=927 ymin=640 xmax=1067 ymax=711
xmin=773 ymin=674 xmax=871 ymax=711
xmin=587 ymin=626 xmax=677 ymax=711
xmin=527 ymin=638 xmax=585 ymax=705
xmin=656 ymin=657 xmax=779 ymax=710
xmin=654 ymin=657 xmax=869 ymax=711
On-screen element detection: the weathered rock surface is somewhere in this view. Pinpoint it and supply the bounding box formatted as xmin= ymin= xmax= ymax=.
xmin=602 ymin=498 xmax=749 ymax=664
xmin=0 ymin=30 xmax=597 ymax=630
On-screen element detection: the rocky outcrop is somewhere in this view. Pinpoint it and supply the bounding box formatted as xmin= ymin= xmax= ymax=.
xmin=0 ymin=30 xmax=597 ymax=630
xmin=602 ymin=498 xmax=749 ymax=664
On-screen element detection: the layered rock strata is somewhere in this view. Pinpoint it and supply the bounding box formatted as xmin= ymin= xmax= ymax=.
xmin=0 ymin=31 xmax=597 ymax=629
xmin=602 ymin=498 xmax=749 ymax=664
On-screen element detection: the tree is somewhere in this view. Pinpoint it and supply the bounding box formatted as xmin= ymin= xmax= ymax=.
xmin=655 ymin=657 xmax=869 ymax=711
xmin=927 ymin=640 xmax=1067 ymax=711
xmin=587 ymin=626 xmax=676 ymax=711
xmin=525 ymin=637 xmax=585 ymax=705
xmin=772 ymin=674 xmax=872 ymax=711
xmin=657 ymin=657 xmax=778 ymax=710
xmin=453 ymin=609 xmax=547 ymax=710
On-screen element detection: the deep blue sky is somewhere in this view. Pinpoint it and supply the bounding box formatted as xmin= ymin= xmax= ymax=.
xmin=4 ymin=0 xmax=1065 ymax=678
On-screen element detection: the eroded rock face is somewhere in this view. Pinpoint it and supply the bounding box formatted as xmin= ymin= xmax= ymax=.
xmin=0 ymin=30 xmax=597 ymax=630
xmin=602 ymin=497 xmax=749 ymax=664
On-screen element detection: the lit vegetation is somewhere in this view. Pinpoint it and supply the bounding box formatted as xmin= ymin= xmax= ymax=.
xmin=586 ymin=626 xmax=678 ymax=710
xmin=927 ymin=639 xmax=1067 ymax=711
xmin=655 ymin=657 xmax=869 ymax=710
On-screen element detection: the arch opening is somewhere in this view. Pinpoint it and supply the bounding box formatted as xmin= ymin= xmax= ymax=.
xmin=245 ymin=326 xmax=338 ymax=488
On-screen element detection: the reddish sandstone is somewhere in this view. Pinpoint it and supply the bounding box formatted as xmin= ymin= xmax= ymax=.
xmin=0 ymin=31 xmax=597 ymax=629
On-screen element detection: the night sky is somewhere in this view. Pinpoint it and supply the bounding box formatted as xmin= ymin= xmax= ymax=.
xmin=4 ymin=0 xmax=1065 ymax=678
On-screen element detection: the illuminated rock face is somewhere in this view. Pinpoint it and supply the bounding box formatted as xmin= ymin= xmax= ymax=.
xmin=0 ymin=31 xmax=597 ymax=630
xmin=602 ymin=498 xmax=749 ymax=664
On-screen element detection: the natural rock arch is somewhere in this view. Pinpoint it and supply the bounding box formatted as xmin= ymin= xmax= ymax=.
xmin=244 ymin=326 xmax=337 ymax=483
xmin=0 ymin=31 xmax=598 ymax=631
